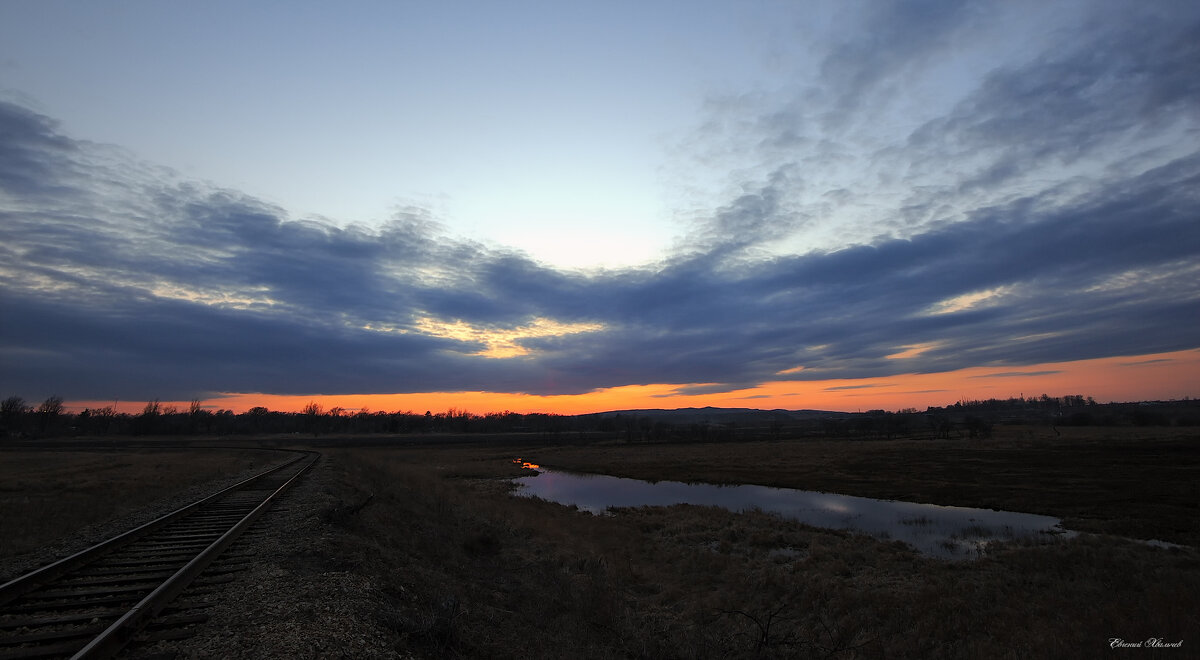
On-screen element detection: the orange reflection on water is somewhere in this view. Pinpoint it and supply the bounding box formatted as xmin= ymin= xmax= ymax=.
xmin=513 ymin=458 xmax=540 ymax=470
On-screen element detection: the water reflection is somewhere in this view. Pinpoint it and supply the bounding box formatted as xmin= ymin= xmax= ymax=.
xmin=512 ymin=465 xmax=1073 ymax=559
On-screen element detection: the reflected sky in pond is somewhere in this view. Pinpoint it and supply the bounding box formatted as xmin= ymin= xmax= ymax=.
xmin=513 ymin=466 xmax=1073 ymax=559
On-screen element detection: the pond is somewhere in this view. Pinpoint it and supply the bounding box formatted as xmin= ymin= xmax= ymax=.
xmin=511 ymin=462 xmax=1073 ymax=559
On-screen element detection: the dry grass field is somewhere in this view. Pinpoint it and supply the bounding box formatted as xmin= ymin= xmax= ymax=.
xmin=4 ymin=428 xmax=1196 ymax=658
xmin=0 ymin=446 xmax=278 ymax=564
xmin=304 ymin=426 xmax=1197 ymax=659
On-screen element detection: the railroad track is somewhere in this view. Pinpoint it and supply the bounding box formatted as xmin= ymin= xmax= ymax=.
xmin=0 ymin=450 xmax=318 ymax=659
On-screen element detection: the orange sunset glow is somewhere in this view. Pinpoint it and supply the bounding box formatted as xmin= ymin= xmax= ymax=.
xmin=70 ymin=349 xmax=1199 ymax=416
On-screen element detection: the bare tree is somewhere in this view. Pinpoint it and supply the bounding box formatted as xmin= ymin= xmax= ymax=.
xmin=2 ymin=396 xmax=28 ymax=435
xmin=34 ymin=395 xmax=65 ymax=436
xmin=302 ymin=401 xmax=325 ymax=436
xmin=36 ymin=396 xmax=64 ymax=417
xmin=2 ymin=396 xmax=26 ymax=418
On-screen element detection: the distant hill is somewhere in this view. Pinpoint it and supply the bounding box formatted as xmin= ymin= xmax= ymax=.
xmin=579 ymin=406 xmax=852 ymax=425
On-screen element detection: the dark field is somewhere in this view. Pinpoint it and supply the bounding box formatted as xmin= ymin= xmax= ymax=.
xmin=0 ymin=447 xmax=272 ymax=563
xmin=315 ymin=425 xmax=1197 ymax=658
xmin=3 ymin=427 xmax=1197 ymax=658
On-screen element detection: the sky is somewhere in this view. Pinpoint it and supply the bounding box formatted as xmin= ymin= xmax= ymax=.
xmin=1 ymin=1 xmax=1198 ymax=414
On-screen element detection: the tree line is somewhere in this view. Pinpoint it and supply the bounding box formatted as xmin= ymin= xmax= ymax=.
xmin=0 ymin=396 xmax=588 ymax=439
xmin=2 ymin=393 xmax=1195 ymax=441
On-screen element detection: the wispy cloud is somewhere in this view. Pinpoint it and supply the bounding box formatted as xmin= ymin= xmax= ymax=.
xmin=971 ymin=371 xmax=1063 ymax=379
xmin=1121 ymin=358 xmax=1175 ymax=367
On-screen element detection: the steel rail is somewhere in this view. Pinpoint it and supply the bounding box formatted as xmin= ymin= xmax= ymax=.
xmin=0 ymin=451 xmax=307 ymax=607
xmin=0 ymin=449 xmax=318 ymax=659
xmin=71 ymin=452 xmax=318 ymax=659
